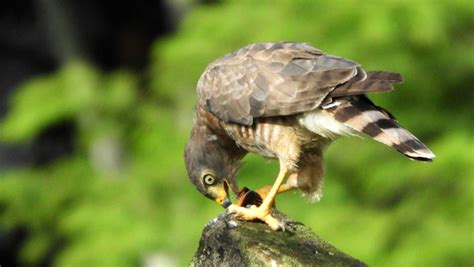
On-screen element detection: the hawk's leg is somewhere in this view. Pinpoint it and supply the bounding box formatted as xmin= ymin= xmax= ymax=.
xmin=228 ymin=166 xmax=290 ymax=230
xmin=255 ymin=178 xmax=297 ymax=201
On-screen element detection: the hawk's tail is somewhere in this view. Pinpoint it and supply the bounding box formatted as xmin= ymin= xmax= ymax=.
xmin=325 ymin=97 xmax=435 ymax=161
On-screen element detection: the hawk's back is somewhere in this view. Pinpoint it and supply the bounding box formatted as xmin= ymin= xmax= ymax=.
xmin=198 ymin=42 xmax=360 ymax=125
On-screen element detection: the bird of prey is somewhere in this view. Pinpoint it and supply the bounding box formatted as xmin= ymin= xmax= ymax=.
xmin=185 ymin=42 xmax=435 ymax=230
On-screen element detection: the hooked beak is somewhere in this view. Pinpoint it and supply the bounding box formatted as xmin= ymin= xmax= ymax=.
xmin=214 ymin=179 xmax=232 ymax=208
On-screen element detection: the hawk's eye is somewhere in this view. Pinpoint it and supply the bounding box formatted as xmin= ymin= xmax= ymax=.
xmin=203 ymin=174 xmax=216 ymax=186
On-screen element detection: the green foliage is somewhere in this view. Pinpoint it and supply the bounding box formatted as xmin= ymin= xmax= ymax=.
xmin=1 ymin=0 xmax=473 ymax=266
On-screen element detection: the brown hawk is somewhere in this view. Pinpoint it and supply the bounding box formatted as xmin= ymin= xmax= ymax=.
xmin=185 ymin=42 xmax=435 ymax=230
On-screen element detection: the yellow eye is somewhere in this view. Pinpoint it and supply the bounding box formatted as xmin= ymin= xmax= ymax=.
xmin=203 ymin=174 xmax=216 ymax=186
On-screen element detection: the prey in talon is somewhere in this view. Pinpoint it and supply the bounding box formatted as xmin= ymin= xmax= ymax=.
xmin=236 ymin=187 xmax=264 ymax=208
xmin=184 ymin=42 xmax=435 ymax=231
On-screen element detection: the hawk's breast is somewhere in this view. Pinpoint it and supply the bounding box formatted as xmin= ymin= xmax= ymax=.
xmin=222 ymin=116 xmax=302 ymax=160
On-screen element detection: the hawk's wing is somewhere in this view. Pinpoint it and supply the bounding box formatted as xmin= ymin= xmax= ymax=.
xmin=197 ymin=42 xmax=400 ymax=125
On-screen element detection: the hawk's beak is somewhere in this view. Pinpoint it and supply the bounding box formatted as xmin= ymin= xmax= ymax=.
xmin=214 ymin=179 xmax=232 ymax=208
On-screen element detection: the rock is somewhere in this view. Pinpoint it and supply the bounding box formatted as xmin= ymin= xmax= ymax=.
xmin=190 ymin=212 xmax=367 ymax=266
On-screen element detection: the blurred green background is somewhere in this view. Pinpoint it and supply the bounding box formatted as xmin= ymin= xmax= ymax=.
xmin=0 ymin=0 xmax=473 ymax=266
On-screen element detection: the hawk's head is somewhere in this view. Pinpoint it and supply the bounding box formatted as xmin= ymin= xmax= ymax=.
xmin=184 ymin=126 xmax=238 ymax=208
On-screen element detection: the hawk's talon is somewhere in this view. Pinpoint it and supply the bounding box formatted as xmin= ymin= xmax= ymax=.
xmin=226 ymin=210 xmax=238 ymax=217
xmin=226 ymin=204 xmax=284 ymax=231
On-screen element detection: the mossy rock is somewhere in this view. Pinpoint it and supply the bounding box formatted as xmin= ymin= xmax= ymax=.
xmin=191 ymin=212 xmax=367 ymax=266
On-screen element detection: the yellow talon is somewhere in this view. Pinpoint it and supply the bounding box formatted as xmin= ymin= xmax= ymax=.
xmin=227 ymin=204 xmax=284 ymax=231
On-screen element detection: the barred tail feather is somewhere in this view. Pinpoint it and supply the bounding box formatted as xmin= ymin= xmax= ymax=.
xmin=326 ymin=98 xmax=435 ymax=161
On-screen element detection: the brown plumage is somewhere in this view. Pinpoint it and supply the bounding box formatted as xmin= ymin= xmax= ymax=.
xmin=185 ymin=42 xmax=435 ymax=230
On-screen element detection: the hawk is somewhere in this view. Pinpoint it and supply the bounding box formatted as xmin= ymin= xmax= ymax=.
xmin=185 ymin=42 xmax=435 ymax=230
